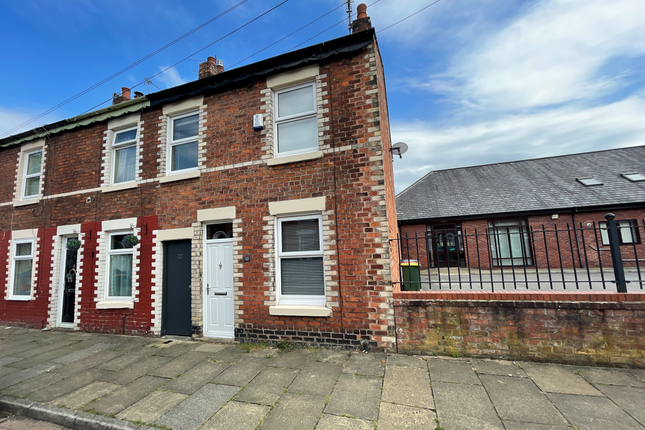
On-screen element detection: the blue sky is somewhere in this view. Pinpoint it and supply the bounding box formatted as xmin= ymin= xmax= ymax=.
xmin=1 ymin=0 xmax=644 ymax=193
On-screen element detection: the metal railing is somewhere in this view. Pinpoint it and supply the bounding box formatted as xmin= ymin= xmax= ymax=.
xmin=394 ymin=215 xmax=644 ymax=292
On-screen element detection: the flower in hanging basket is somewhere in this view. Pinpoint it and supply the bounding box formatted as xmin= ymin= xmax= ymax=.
xmin=122 ymin=234 xmax=139 ymax=248
xmin=66 ymin=239 xmax=81 ymax=251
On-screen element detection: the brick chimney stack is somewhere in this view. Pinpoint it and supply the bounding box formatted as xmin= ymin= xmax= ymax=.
xmin=199 ymin=56 xmax=219 ymax=79
xmin=112 ymin=87 xmax=132 ymax=105
xmin=351 ymin=3 xmax=372 ymax=33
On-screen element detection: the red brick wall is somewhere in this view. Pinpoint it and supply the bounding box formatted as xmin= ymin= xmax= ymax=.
xmin=0 ymin=228 xmax=50 ymax=328
xmin=0 ymin=40 xmax=397 ymax=348
xmin=394 ymin=291 xmax=645 ymax=367
xmin=399 ymin=224 xmax=430 ymax=268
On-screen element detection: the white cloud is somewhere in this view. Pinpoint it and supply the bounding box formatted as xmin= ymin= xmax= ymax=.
xmin=392 ymin=96 xmax=645 ymax=193
xmin=155 ymin=67 xmax=188 ymax=89
xmin=0 ymin=107 xmax=60 ymax=139
xmin=439 ymin=0 xmax=645 ymax=110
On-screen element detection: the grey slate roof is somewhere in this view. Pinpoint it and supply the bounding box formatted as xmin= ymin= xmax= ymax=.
xmin=396 ymin=146 xmax=645 ymax=222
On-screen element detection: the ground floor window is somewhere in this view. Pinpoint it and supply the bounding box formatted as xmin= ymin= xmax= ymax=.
xmin=276 ymin=215 xmax=324 ymax=305
xmin=599 ymin=219 xmax=640 ymax=245
xmin=11 ymin=239 xmax=34 ymax=298
xmin=107 ymin=232 xmax=133 ymax=298
xmin=488 ymin=220 xmax=533 ymax=266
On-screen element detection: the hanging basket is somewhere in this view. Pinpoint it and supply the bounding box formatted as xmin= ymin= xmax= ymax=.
xmin=66 ymin=239 xmax=81 ymax=251
xmin=122 ymin=234 xmax=139 ymax=248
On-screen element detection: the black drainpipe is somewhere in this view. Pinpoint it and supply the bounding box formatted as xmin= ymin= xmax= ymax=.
xmin=572 ymin=208 xmax=584 ymax=268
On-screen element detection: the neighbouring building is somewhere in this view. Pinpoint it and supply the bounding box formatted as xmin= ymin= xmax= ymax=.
xmin=0 ymin=5 xmax=399 ymax=349
xmin=397 ymin=146 xmax=645 ymax=270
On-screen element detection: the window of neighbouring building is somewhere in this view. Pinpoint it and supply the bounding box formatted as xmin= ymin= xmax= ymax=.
xmin=599 ymin=220 xmax=640 ymax=245
xmin=276 ymin=215 xmax=325 ymax=305
xmin=488 ymin=220 xmax=533 ymax=266
xmin=169 ymin=111 xmax=199 ymax=173
xmin=106 ymin=232 xmax=134 ymax=299
xmin=10 ymin=239 xmax=34 ymax=299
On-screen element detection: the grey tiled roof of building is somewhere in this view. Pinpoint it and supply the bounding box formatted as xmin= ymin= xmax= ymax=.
xmin=396 ymin=146 xmax=645 ymax=221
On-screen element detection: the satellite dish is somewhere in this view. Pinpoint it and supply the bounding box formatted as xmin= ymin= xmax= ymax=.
xmin=390 ymin=142 xmax=409 ymax=159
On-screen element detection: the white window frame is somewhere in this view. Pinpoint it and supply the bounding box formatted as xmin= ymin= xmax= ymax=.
xmin=167 ymin=111 xmax=199 ymax=175
xmin=9 ymin=238 xmax=35 ymax=300
xmin=111 ymin=126 xmax=138 ymax=185
xmin=21 ymin=149 xmax=43 ymax=200
xmin=273 ymin=82 xmax=318 ymax=158
xmin=276 ymin=214 xmax=325 ymax=306
xmin=105 ymin=230 xmax=135 ymax=301
xmin=600 ymin=220 xmax=640 ymax=245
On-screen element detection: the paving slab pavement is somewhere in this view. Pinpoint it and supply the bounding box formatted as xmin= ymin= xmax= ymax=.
xmin=3 ymin=326 xmax=645 ymax=430
xmin=547 ymin=392 xmax=644 ymax=430
xmin=115 ymin=390 xmax=188 ymax=424
xmin=478 ymin=374 xmax=568 ymax=426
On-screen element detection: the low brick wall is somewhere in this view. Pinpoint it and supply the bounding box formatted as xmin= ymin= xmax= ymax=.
xmin=394 ymin=291 xmax=645 ymax=367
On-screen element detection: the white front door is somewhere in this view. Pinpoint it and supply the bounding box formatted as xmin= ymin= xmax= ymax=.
xmin=204 ymin=240 xmax=234 ymax=338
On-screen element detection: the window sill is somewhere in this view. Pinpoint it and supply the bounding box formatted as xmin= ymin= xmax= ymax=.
xmin=267 ymin=151 xmax=323 ymax=166
xmin=158 ymin=170 xmax=201 ymax=184
xmin=13 ymin=198 xmax=40 ymax=207
xmin=7 ymin=296 xmax=31 ymax=301
xmin=96 ymin=300 xmax=134 ymax=309
xmin=102 ymin=182 xmax=138 ymax=193
xmin=269 ymin=305 xmax=331 ymax=317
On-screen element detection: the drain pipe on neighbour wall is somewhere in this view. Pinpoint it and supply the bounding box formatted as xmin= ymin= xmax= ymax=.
xmin=572 ymin=208 xmax=585 ymax=268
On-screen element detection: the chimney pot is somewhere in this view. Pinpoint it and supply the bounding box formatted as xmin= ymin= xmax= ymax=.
xmin=112 ymin=87 xmax=132 ymax=104
xmin=357 ymin=3 xmax=367 ymax=19
xmin=352 ymin=3 xmax=372 ymax=33
xmin=199 ymin=55 xmax=219 ymax=79
xmin=217 ymin=60 xmax=224 ymax=73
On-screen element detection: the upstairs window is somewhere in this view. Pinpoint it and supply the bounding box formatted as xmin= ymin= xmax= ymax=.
xmin=112 ymin=128 xmax=137 ymax=184
xmin=276 ymin=215 xmax=325 ymax=305
xmin=22 ymin=151 xmax=42 ymax=199
xmin=106 ymin=232 xmax=133 ymax=299
xmin=274 ymin=83 xmax=318 ymax=157
xmin=169 ymin=112 xmax=199 ymax=173
xmin=11 ymin=240 xmax=34 ymax=299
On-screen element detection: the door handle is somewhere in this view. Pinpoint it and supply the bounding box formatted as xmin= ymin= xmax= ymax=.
xmin=206 ymin=284 xmax=210 ymax=295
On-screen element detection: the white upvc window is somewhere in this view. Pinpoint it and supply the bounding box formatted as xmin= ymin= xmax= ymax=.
xmin=276 ymin=215 xmax=325 ymax=305
xmin=22 ymin=150 xmax=42 ymax=199
xmin=106 ymin=232 xmax=134 ymax=299
xmin=10 ymin=239 xmax=34 ymax=300
xmin=600 ymin=220 xmax=640 ymax=245
xmin=168 ymin=111 xmax=199 ymax=174
xmin=274 ymin=82 xmax=318 ymax=157
xmin=112 ymin=127 xmax=137 ymax=184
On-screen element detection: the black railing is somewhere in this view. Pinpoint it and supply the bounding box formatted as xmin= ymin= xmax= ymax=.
xmin=395 ymin=216 xmax=644 ymax=292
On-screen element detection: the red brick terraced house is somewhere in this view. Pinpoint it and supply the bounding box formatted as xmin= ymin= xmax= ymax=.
xmin=396 ymin=146 xmax=645 ymax=272
xmin=0 ymin=6 xmax=400 ymax=349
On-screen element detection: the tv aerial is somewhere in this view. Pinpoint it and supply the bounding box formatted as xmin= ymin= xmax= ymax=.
xmin=390 ymin=142 xmax=408 ymax=159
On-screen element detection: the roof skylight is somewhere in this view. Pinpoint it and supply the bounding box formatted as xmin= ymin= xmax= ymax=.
xmin=621 ymin=172 xmax=645 ymax=182
xmin=576 ymin=177 xmax=603 ymax=186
